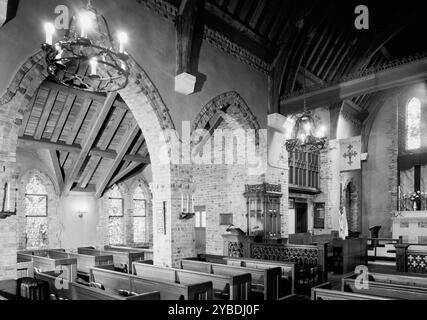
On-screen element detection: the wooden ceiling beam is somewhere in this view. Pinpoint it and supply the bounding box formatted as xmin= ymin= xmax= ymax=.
xmin=280 ymin=57 xmax=427 ymax=114
xmin=18 ymin=90 xmax=38 ymax=137
xmin=108 ymin=162 xmax=145 ymax=189
xmin=204 ymin=1 xmax=275 ymax=53
xmin=66 ymin=99 xmax=93 ymax=145
xmin=17 ymin=136 xmax=150 ymax=164
xmin=34 ymin=89 xmax=59 ymax=140
xmin=51 ymin=93 xmax=76 ymax=143
xmin=176 ymin=0 xmax=205 ymax=78
xmin=63 ymin=92 xmax=117 ymax=195
xmin=95 ymin=123 xmax=140 ymax=198
xmin=0 ymin=0 xmax=19 ymax=27
xmin=41 ymin=80 xmax=128 ymax=110
xmin=248 ymin=0 xmax=266 ymax=29
xmin=48 ymin=149 xmax=64 ymax=193
xmin=80 ymin=108 xmax=128 ymax=189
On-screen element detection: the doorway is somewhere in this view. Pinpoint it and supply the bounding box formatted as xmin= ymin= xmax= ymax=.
xmin=295 ymin=203 xmax=308 ymax=233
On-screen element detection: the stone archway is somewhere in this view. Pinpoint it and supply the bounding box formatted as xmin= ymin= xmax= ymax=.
xmin=0 ymin=51 xmax=193 ymax=267
xmin=344 ymin=179 xmax=360 ymax=233
xmin=191 ymin=92 xmax=263 ymax=255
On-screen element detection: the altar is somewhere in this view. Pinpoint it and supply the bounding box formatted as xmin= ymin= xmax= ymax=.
xmin=392 ymin=211 xmax=427 ymax=244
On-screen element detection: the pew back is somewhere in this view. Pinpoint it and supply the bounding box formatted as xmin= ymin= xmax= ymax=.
xmin=90 ymin=266 xmax=212 ymax=300
xmin=180 ymin=259 xmax=281 ymax=300
xmin=35 ymin=271 xmax=160 ymax=300
xmin=77 ymin=247 xmax=145 ymax=273
xmin=17 ymin=251 xmax=77 ymax=281
xmin=133 ymin=262 xmax=251 ymax=300
xmin=311 ymin=282 xmax=391 ymax=300
xmin=342 ymin=273 xmax=427 ymax=299
xmin=48 ymin=250 xmax=114 ymax=275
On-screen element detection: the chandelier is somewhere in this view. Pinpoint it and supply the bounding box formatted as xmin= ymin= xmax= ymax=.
xmin=285 ymin=69 xmax=327 ymax=153
xmin=41 ymin=1 xmax=130 ymax=93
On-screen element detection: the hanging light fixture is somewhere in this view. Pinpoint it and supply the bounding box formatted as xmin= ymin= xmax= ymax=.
xmin=285 ymin=68 xmax=327 ymax=153
xmin=41 ymin=1 xmax=130 ymax=93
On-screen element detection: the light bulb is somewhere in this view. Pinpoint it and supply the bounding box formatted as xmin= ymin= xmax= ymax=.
xmin=44 ymin=22 xmax=55 ymax=45
xmin=118 ymin=32 xmax=129 ymax=53
xmin=299 ymin=133 xmax=306 ymax=142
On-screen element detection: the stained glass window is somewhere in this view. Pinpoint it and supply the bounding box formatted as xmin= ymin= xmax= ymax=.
xmin=24 ymin=176 xmax=48 ymax=249
xmin=407 ymin=97 xmax=421 ymax=150
xmin=133 ymin=186 xmax=147 ymax=243
xmin=107 ymin=185 xmax=124 ymax=245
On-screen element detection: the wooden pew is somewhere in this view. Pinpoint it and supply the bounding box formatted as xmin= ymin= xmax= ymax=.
xmin=90 ymin=266 xmax=212 ymax=300
xmin=342 ymin=272 xmax=427 ymax=300
xmin=17 ymin=251 xmax=77 ymax=281
xmin=195 ymin=254 xmax=296 ymax=295
xmin=77 ymin=247 xmax=145 ymax=274
xmin=311 ymin=282 xmax=391 ymax=300
xmin=180 ymin=259 xmax=281 ymax=300
xmin=16 ymin=261 xmax=34 ymax=279
xmin=35 ymin=271 xmax=160 ymax=300
xmin=104 ymin=245 xmax=154 ymax=261
xmin=133 ymin=262 xmax=251 ymax=300
xmin=47 ymin=250 xmax=114 ymax=276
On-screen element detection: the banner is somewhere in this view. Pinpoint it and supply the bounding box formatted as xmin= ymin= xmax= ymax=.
xmin=339 ymin=206 xmax=349 ymax=240
xmin=340 ymin=136 xmax=361 ymax=171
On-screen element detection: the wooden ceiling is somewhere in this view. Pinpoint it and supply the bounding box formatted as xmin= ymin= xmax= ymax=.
xmin=18 ymin=79 xmax=150 ymax=197
xmin=165 ymin=0 xmax=426 ymax=113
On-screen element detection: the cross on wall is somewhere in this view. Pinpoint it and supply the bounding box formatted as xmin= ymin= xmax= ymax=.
xmin=343 ymin=144 xmax=358 ymax=166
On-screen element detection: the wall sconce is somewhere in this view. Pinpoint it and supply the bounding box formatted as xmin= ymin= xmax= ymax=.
xmin=77 ymin=211 xmax=86 ymax=219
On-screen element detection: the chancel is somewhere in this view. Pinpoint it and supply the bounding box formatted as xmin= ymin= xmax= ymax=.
xmin=0 ymin=0 xmax=427 ymax=302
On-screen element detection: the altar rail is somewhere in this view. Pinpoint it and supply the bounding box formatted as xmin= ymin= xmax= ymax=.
xmin=223 ymin=235 xmax=327 ymax=287
xmin=395 ymin=244 xmax=427 ymax=274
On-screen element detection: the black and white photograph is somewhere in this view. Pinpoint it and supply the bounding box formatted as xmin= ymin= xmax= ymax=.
xmin=0 ymin=0 xmax=427 ymax=312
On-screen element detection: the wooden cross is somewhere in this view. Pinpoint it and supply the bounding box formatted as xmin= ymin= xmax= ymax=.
xmin=343 ymin=144 xmax=358 ymax=166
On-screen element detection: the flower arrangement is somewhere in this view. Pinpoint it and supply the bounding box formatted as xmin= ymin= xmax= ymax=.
xmin=410 ymin=191 xmax=423 ymax=202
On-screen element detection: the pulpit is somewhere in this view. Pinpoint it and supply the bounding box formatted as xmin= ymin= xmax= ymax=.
xmin=244 ymin=183 xmax=282 ymax=240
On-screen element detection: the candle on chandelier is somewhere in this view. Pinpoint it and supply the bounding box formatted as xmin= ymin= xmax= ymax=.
xmin=79 ymin=11 xmax=94 ymax=38
xmin=118 ymin=32 xmax=128 ymax=53
xmin=90 ymin=58 xmax=98 ymax=75
xmin=44 ymin=22 xmax=55 ymax=45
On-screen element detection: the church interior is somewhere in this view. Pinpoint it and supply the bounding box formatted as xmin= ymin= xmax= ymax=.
xmin=0 ymin=0 xmax=427 ymax=301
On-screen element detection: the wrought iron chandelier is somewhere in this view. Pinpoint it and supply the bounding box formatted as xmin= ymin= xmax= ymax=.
xmin=41 ymin=1 xmax=130 ymax=93
xmin=285 ymin=68 xmax=327 ymax=153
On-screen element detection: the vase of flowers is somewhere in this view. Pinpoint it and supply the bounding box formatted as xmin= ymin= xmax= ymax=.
xmin=410 ymin=191 xmax=422 ymax=211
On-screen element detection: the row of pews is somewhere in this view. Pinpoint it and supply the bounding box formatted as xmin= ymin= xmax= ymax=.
xmin=15 ymin=248 xmax=296 ymax=300
xmin=309 ymin=272 xmax=427 ymax=300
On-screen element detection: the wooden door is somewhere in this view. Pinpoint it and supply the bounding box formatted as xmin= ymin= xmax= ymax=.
xmin=194 ymin=206 xmax=206 ymax=255
xmin=295 ymin=203 xmax=308 ymax=233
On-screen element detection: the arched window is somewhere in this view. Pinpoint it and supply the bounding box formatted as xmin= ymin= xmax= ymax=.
xmin=25 ymin=176 xmax=48 ymax=249
xmin=132 ymin=186 xmax=147 ymax=243
xmin=107 ymin=185 xmax=124 ymax=245
xmin=407 ymin=97 xmax=422 ymax=150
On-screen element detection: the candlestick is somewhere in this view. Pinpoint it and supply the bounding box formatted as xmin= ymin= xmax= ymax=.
xmin=6 ymin=183 xmax=10 ymax=212
xmin=90 ymin=58 xmax=98 ymax=75
xmin=191 ymin=194 xmax=194 ymax=213
xmin=181 ymin=193 xmax=184 ymax=213
xmin=44 ymin=23 xmax=55 ymax=45
xmin=186 ymin=195 xmax=189 ymax=213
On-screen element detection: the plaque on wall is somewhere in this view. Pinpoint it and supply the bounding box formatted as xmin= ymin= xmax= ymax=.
xmin=314 ymin=202 xmax=326 ymax=229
